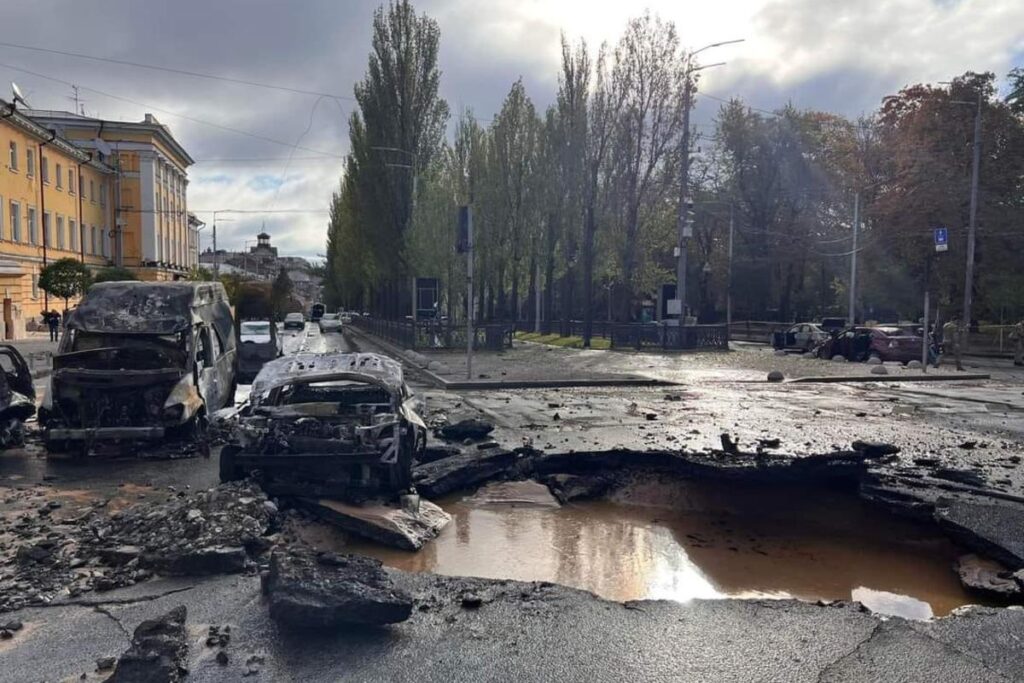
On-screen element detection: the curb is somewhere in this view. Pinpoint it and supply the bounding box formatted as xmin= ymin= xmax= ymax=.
xmin=347 ymin=326 xmax=680 ymax=390
xmin=786 ymin=373 xmax=990 ymax=384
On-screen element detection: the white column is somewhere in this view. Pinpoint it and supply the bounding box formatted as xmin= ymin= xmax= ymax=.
xmin=140 ymin=155 xmax=157 ymax=260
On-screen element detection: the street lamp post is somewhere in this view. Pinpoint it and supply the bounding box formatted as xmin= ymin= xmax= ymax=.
xmin=963 ymin=91 xmax=982 ymax=338
xmin=371 ymin=146 xmax=418 ymax=320
xmin=675 ymin=39 xmax=743 ymax=324
xmin=942 ymin=86 xmax=983 ymax=343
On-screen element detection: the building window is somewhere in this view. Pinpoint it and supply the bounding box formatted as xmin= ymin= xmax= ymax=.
xmin=89 ymin=179 xmax=95 ymax=202
xmin=69 ymin=219 xmax=77 ymax=252
xmin=79 ymin=175 xmax=85 ymax=196
xmin=32 ymin=274 xmax=39 ymax=299
xmin=90 ymin=226 xmax=96 ymax=255
xmin=68 ymin=169 xmax=75 ymax=195
xmin=10 ymin=201 xmax=20 ymax=242
xmin=56 ymin=163 xmax=63 ymax=189
xmin=100 ymin=180 xmax=106 ymax=207
xmin=27 ymin=207 xmax=37 ymax=245
xmin=56 ymin=215 xmax=65 ymax=249
xmin=100 ymin=227 xmax=107 ymax=257
xmin=41 ymin=156 xmax=50 ymax=184
xmin=8 ymin=141 xmax=16 ymax=170
xmin=43 ymin=212 xmax=52 ymax=247
xmin=26 ymin=149 xmax=34 ymax=176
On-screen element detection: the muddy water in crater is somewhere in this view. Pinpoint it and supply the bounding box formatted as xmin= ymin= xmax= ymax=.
xmin=349 ymin=478 xmax=981 ymax=619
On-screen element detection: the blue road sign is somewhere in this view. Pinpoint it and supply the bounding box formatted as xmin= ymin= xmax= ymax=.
xmin=934 ymin=227 xmax=948 ymax=252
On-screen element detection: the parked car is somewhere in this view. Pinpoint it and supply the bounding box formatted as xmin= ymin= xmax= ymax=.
xmin=771 ymin=323 xmax=829 ymax=352
xmin=218 ymin=352 xmax=426 ymax=498
xmin=339 ymin=312 xmax=353 ymax=325
xmin=284 ymin=312 xmax=306 ymax=330
xmin=40 ymin=281 xmax=236 ymax=455
xmin=237 ymin=320 xmax=283 ymax=383
xmin=813 ymin=326 xmax=923 ymax=363
xmin=0 ymin=344 xmax=36 ymax=449
xmin=319 ymin=313 xmax=342 ymax=333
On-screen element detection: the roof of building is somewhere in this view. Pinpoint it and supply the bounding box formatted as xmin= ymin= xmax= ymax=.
xmin=21 ymin=108 xmax=194 ymax=167
xmin=0 ymin=100 xmax=115 ymax=173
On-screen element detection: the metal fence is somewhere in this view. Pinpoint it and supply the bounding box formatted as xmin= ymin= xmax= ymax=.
xmin=518 ymin=319 xmax=613 ymax=338
xmin=351 ymin=316 xmax=513 ymax=351
xmin=609 ymin=323 xmax=729 ymax=351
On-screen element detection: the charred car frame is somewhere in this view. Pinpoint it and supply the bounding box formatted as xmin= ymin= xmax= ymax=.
xmin=0 ymin=344 xmax=36 ymax=449
xmin=40 ymin=282 xmax=237 ymax=454
xmin=218 ymin=352 xmax=426 ymax=500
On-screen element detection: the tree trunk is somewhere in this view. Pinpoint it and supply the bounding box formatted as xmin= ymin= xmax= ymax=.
xmin=581 ymin=205 xmax=596 ymax=347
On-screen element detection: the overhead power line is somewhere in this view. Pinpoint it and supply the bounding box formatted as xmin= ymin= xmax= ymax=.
xmin=0 ymin=61 xmax=345 ymax=159
xmin=0 ymin=40 xmax=354 ymax=100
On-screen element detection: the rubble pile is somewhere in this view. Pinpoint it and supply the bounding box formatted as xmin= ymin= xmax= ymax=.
xmin=263 ymin=547 xmax=413 ymax=627
xmin=0 ymin=482 xmax=276 ymax=613
xmin=88 ymin=480 xmax=275 ymax=575
xmin=104 ymin=605 xmax=190 ymax=683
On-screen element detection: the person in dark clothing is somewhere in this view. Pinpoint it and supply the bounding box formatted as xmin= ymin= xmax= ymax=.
xmin=45 ymin=310 xmax=60 ymax=342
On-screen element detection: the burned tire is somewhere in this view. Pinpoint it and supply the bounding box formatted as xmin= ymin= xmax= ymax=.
xmin=219 ymin=445 xmax=243 ymax=483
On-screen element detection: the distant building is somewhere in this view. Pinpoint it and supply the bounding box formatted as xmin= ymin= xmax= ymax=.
xmin=200 ymin=232 xmax=322 ymax=307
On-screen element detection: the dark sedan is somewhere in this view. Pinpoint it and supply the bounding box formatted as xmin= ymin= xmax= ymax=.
xmin=813 ymin=326 xmax=923 ymax=363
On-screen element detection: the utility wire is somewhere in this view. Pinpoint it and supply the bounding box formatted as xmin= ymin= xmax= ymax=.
xmin=0 ymin=40 xmax=353 ymax=100
xmin=0 ymin=61 xmax=345 ymax=158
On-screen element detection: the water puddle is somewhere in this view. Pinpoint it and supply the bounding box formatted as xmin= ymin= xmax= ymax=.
xmin=351 ymin=478 xmax=982 ymax=619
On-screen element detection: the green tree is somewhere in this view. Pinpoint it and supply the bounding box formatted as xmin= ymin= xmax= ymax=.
xmin=92 ymin=266 xmax=138 ymax=284
xmin=342 ymin=0 xmax=450 ymax=316
xmin=186 ymin=266 xmax=214 ymax=281
xmin=271 ymin=268 xmax=294 ymax=319
xmin=39 ymin=258 xmax=92 ymax=312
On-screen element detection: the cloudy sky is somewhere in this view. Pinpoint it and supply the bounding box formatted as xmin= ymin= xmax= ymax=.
xmin=2 ymin=0 xmax=1021 ymax=260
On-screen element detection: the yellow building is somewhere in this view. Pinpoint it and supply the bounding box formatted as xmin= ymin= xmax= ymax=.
xmin=0 ymin=102 xmax=197 ymax=338
xmin=25 ymin=109 xmax=196 ymax=282
xmin=1 ymin=99 xmax=115 ymax=337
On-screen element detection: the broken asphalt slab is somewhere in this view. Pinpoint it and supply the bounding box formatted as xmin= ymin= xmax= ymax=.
xmin=264 ymin=549 xmax=413 ymax=628
xmin=299 ymin=498 xmax=451 ymax=551
xmin=3 ymin=572 xmax=1024 ymax=682
xmin=936 ymin=500 xmax=1024 ymax=570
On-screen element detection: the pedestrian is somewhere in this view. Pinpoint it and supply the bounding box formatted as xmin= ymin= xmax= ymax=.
xmin=942 ymin=316 xmax=964 ymax=371
xmin=46 ymin=309 xmax=60 ymax=343
xmin=1012 ymin=319 xmax=1024 ymax=367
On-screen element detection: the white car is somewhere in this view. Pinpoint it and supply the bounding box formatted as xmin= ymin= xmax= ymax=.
xmin=319 ymin=313 xmax=342 ymax=333
xmin=340 ymin=313 xmax=353 ymax=324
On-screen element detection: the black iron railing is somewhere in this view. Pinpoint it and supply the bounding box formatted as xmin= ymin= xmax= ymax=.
xmin=351 ymin=317 xmax=512 ymax=351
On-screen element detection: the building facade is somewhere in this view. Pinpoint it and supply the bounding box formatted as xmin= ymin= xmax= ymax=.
xmin=25 ymin=110 xmax=196 ymax=281
xmin=0 ymin=101 xmax=196 ymax=337
xmin=0 ymin=99 xmax=115 ymax=336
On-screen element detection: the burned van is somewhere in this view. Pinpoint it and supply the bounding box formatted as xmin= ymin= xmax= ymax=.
xmin=40 ymin=281 xmax=237 ymax=454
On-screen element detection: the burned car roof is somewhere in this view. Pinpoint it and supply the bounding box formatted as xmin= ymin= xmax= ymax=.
xmin=249 ymin=353 xmax=406 ymax=403
xmin=68 ymin=281 xmax=228 ymax=335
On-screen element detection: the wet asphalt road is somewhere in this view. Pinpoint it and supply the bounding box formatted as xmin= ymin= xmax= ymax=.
xmin=3 ymin=324 xmax=1024 ymax=681
xmin=3 ymin=572 xmax=1022 ymax=683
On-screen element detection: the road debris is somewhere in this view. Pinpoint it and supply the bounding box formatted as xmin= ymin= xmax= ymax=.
xmin=103 ymin=605 xmax=189 ymax=683
xmin=264 ymin=548 xmax=413 ymax=627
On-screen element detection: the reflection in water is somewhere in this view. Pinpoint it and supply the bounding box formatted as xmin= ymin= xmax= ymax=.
xmin=346 ymin=478 xmax=980 ymax=620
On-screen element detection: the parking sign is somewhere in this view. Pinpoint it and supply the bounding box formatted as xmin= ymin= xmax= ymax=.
xmin=934 ymin=226 xmax=948 ymax=252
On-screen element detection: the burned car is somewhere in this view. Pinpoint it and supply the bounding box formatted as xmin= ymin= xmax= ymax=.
xmin=0 ymin=344 xmax=36 ymax=448
xmin=40 ymin=281 xmax=237 ymax=455
xmin=218 ymin=352 xmax=426 ymax=500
